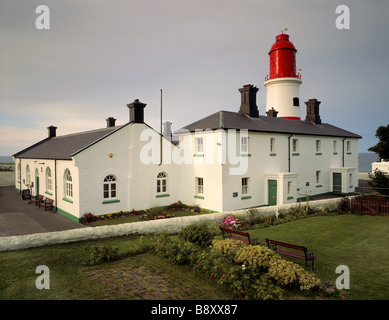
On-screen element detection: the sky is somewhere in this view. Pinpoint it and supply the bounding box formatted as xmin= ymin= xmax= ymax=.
xmin=1 ymin=0 xmax=388 ymax=156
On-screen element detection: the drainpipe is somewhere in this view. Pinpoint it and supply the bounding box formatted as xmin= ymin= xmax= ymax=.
xmin=54 ymin=159 xmax=58 ymax=212
xmin=288 ymin=134 xmax=293 ymax=172
xmin=160 ymin=89 xmax=163 ymax=166
xmin=19 ymin=158 xmax=22 ymax=193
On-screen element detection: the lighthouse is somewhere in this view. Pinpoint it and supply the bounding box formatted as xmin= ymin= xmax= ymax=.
xmin=264 ymin=32 xmax=302 ymax=120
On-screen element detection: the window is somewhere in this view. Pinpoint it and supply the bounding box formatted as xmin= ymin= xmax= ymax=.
xmin=26 ymin=165 xmax=30 ymax=186
xmin=316 ymin=170 xmax=321 ymax=185
xmin=333 ymin=140 xmax=337 ymax=153
xmin=287 ymin=181 xmax=292 ymax=195
xmin=103 ymin=175 xmax=117 ymax=199
xmin=156 ymin=172 xmax=167 ymax=193
xmin=46 ymin=167 xmax=52 ymax=192
xmin=241 ymin=136 xmax=248 ymax=154
xmin=292 ymin=139 xmax=299 ymax=153
xmin=270 ymin=138 xmax=275 ymax=153
xmin=347 ymin=141 xmax=351 ymax=152
xmin=242 ymin=177 xmax=249 ymax=194
xmin=196 ymin=177 xmax=203 ymax=194
xmin=293 ymin=97 xmax=300 ymax=107
xmin=195 ymin=137 xmax=204 ymax=154
xmin=316 ymin=140 xmax=321 ymax=153
xmin=64 ymin=169 xmax=73 ymax=199
xmin=349 ymin=173 xmax=353 ymax=187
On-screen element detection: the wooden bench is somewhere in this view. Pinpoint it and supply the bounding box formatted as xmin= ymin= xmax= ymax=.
xmin=30 ymin=194 xmax=44 ymax=206
xmin=43 ymin=198 xmax=54 ymax=211
xmin=220 ymin=227 xmax=257 ymax=245
xmin=265 ymin=238 xmax=315 ymax=270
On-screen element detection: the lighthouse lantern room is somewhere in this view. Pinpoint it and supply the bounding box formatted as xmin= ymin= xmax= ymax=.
xmin=264 ymin=32 xmax=302 ymax=120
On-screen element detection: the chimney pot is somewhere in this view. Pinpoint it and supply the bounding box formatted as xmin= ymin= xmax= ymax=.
xmin=47 ymin=125 xmax=57 ymax=138
xmin=305 ymin=99 xmax=321 ymax=124
xmin=106 ymin=117 xmax=116 ymax=127
xmin=266 ymin=107 xmax=278 ymax=118
xmin=238 ymin=85 xmax=259 ymax=118
xmin=127 ymin=99 xmax=147 ymax=123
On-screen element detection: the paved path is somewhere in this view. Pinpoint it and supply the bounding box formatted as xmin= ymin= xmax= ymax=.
xmin=0 ymin=186 xmax=85 ymax=237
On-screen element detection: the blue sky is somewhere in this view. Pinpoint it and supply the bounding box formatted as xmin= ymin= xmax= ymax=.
xmin=1 ymin=0 xmax=388 ymax=155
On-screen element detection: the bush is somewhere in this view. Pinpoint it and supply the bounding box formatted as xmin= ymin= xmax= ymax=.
xmin=212 ymin=239 xmax=247 ymax=259
xmin=234 ymin=244 xmax=279 ymax=269
xmin=221 ymin=215 xmax=241 ymax=229
xmin=178 ymin=224 xmax=215 ymax=247
xmin=84 ymin=245 xmax=119 ymax=265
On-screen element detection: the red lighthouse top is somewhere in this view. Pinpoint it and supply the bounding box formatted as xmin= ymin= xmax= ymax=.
xmin=267 ymin=33 xmax=299 ymax=80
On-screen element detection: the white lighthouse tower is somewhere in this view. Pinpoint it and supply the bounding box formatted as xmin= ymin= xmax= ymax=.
xmin=264 ymin=31 xmax=302 ymax=120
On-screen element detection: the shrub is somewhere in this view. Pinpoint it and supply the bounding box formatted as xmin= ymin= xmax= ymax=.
xmin=221 ymin=215 xmax=241 ymax=229
xmin=212 ymin=239 xmax=247 ymax=259
xmin=234 ymin=244 xmax=280 ymax=269
xmin=80 ymin=212 xmax=96 ymax=224
xmin=267 ymin=259 xmax=321 ymax=290
xmin=84 ymin=245 xmax=119 ymax=265
xmin=178 ymin=224 xmax=215 ymax=247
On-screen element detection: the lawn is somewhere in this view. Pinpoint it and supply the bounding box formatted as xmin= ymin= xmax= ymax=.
xmin=0 ymin=214 xmax=388 ymax=300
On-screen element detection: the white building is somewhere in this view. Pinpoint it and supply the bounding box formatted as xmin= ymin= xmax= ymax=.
xmin=13 ymin=33 xmax=361 ymax=222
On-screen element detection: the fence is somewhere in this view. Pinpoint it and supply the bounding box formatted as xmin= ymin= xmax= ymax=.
xmin=349 ymin=196 xmax=389 ymax=215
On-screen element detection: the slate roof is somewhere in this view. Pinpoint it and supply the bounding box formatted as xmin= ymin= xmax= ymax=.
xmin=13 ymin=126 xmax=124 ymax=160
xmin=176 ymin=110 xmax=362 ymax=139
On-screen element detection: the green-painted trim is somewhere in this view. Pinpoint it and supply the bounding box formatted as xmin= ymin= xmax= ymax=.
xmin=45 ymin=191 xmax=53 ymax=196
xmin=292 ymin=153 xmax=300 ymax=156
xmin=193 ymin=154 xmax=204 ymax=157
xmin=156 ymin=194 xmax=170 ymax=198
xmin=333 ymin=152 xmax=338 ymax=155
xmin=240 ymin=153 xmax=251 ymax=157
xmin=269 ymin=153 xmax=277 ymax=157
xmin=56 ymin=207 xmax=79 ymax=223
xmin=62 ymin=197 xmax=73 ymax=204
xmin=241 ymin=195 xmax=252 ymax=200
xmin=316 ymin=185 xmax=322 ymax=188
xmin=194 ymin=195 xmax=204 ymax=199
xmin=287 ymin=196 xmax=294 ymax=200
xmin=102 ymin=199 xmax=121 ymax=204
xmin=15 ymin=187 xmax=21 ymax=193
xmin=315 ymin=153 xmax=322 ymax=156
xmin=347 ymin=152 xmax=352 ymax=155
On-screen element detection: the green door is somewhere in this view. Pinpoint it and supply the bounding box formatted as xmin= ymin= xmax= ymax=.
xmin=333 ymin=173 xmax=342 ymax=195
xmin=268 ymin=180 xmax=277 ymax=206
xmin=36 ymin=176 xmax=39 ymax=195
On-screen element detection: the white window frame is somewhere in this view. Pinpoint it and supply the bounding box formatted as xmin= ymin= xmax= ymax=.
xmin=195 ymin=137 xmax=204 ymax=154
xmin=46 ymin=167 xmax=52 ymax=192
xmin=292 ymin=139 xmax=299 ymax=153
xmin=316 ymin=170 xmax=321 ymax=185
xmin=270 ymin=138 xmax=275 ymax=153
xmin=242 ymin=177 xmax=249 ymax=195
xmin=316 ymin=140 xmax=321 ymax=153
xmin=241 ymin=136 xmax=249 ymax=154
xmin=156 ymin=172 xmax=167 ymax=194
xmin=64 ymin=169 xmax=73 ymax=199
xmin=26 ymin=165 xmax=30 ymax=186
xmin=196 ymin=177 xmax=204 ymax=194
xmin=103 ymin=175 xmax=117 ymax=199
xmin=287 ymin=181 xmax=292 ymax=195
xmin=333 ymin=140 xmax=337 ymax=153
xmin=347 ymin=141 xmax=351 ymax=152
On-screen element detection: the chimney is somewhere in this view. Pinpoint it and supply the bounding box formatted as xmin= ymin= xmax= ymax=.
xmin=47 ymin=125 xmax=57 ymax=138
xmin=238 ymin=84 xmax=259 ymax=118
xmin=266 ymin=107 xmax=278 ymax=118
xmin=106 ymin=117 xmax=116 ymax=127
xmin=127 ymin=99 xmax=146 ymax=123
xmin=163 ymin=121 xmax=172 ymax=141
xmin=305 ymin=99 xmax=321 ymax=124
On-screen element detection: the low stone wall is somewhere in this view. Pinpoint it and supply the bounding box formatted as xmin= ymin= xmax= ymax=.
xmin=0 ymin=197 xmax=343 ymax=252
xmin=0 ymin=172 xmax=15 ymax=187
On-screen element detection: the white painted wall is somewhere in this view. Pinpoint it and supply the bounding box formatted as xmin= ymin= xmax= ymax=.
xmin=372 ymin=161 xmax=389 ymax=174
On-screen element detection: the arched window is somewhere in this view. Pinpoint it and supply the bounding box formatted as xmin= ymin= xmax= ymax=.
xmin=103 ymin=175 xmax=117 ymax=199
xmin=64 ymin=169 xmax=73 ymax=198
xmin=293 ymin=97 xmax=300 ymax=107
xmin=46 ymin=167 xmax=52 ymax=192
xmin=157 ymin=172 xmax=167 ymax=193
xmin=26 ymin=165 xmax=30 ymax=186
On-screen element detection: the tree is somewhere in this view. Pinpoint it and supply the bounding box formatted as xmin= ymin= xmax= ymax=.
xmin=368 ymin=124 xmax=389 ymax=161
xmin=368 ymin=169 xmax=389 ymax=196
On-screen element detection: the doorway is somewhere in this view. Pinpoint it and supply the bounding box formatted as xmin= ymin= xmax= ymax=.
xmin=268 ymin=180 xmax=277 ymax=205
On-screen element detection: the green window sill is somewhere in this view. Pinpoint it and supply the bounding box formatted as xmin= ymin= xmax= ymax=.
xmin=45 ymin=191 xmax=53 ymax=196
xmin=102 ymin=199 xmax=120 ymax=204
xmin=194 ymin=195 xmax=204 ymax=199
xmin=269 ymin=153 xmax=277 ymax=157
xmin=287 ymin=196 xmax=294 ymax=200
xmin=193 ymin=154 xmax=204 ymax=157
xmin=347 ymin=152 xmax=352 ymax=155
xmin=240 ymin=153 xmax=251 ymax=157
xmin=62 ymin=197 xmax=73 ymax=204
xmin=241 ymin=195 xmax=251 ymax=200
xmin=292 ymin=153 xmax=300 ymax=156
xmin=156 ymin=194 xmax=170 ymax=198
xmin=333 ymin=152 xmax=338 ymax=155
xmin=316 ymin=153 xmax=322 ymax=156
xmin=316 ymin=185 xmax=322 ymax=188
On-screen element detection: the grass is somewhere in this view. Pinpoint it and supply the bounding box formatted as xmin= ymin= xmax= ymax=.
xmin=0 ymin=214 xmax=388 ymax=300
